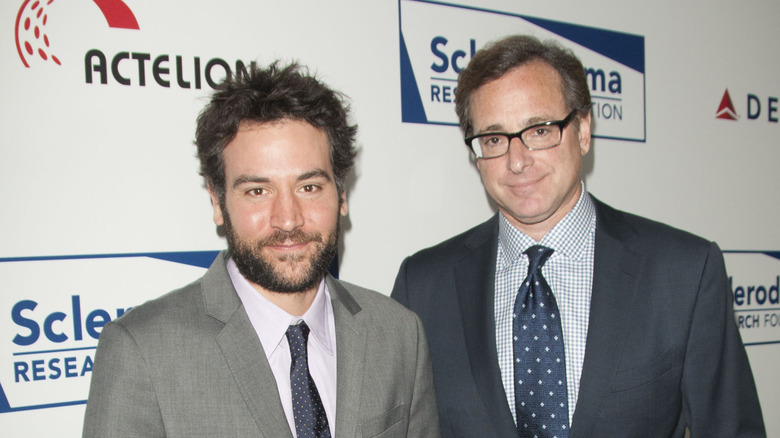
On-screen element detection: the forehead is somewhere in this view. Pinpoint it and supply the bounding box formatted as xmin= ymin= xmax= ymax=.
xmin=470 ymin=61 xmax=566 ymax=130
xmin=223 ymin=120 xmax=332 ymax=178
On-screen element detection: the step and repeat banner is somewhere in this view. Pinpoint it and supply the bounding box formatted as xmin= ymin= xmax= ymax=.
xmin=2 ymin=0 xmax=778 ymax=436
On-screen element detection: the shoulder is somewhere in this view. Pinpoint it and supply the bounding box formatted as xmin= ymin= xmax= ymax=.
xmin=106 ymin=252 xmax=235 ymax=336
xmin=331 ymin=278 xmax=423 ymax=326
xmin=105 ymin=276 xmax=209 ymax=338
xmin=405 ymin=215 xmax=498 ymax=266
xmin=334 ymin=278 xmax=413 ymax=314
xmin=593 ymin=196 xmax=717 ymax=258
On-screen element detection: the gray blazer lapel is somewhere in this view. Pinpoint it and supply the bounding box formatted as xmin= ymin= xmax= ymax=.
xmin=203 ymin=254 xmax=293 ymax=438
xmin=570 ymin=200 xmax=643 ymax=437
xmin=326 ymin=276 xmax=366 ymax=438
xmin=454 ymin=215 xmax=518 ymax=436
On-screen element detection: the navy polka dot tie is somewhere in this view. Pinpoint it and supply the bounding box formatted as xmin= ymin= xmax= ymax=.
xmin=286 ymin=322 xmax=331 ymax=438
xmin=513 ymin=245 xmax=569 ymax=437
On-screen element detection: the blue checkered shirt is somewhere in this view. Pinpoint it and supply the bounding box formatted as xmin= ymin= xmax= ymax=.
xmin=495 ymin=185 xmax=596 ymax=426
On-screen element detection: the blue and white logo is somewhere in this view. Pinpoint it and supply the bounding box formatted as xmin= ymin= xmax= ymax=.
xmin=0 ymin=251 xmax=218 ymax=413
xmin=398 ymin=0 xmax=646 ymax=142
xmin=724 ymin=251 xmax=780 ymax=347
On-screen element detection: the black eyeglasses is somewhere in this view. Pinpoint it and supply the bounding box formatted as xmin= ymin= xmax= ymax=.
xmin=464 ymin=109 xmax=578 ymax=159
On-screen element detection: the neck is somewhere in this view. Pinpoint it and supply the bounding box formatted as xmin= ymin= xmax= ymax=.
xmin=503 ymin=182 xmax=583 ymax=242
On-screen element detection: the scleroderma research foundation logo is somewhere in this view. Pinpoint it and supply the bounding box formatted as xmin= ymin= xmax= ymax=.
xmin=15 ymin=0 xmax=139 ymax=68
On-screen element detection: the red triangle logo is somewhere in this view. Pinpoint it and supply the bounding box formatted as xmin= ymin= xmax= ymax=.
xmin=716 ymin=89 xmax=738 ymax=120
xmin=15 ymin=0 xmax=140 ymax=68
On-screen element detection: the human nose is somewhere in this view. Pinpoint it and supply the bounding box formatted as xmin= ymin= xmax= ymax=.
xmin=270 ymin=190 xmax=304 ymax=231
xmin=505 ymin=136 xmax=533 ymax=173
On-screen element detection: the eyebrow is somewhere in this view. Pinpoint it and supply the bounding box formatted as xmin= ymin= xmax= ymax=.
xmin=231 ymin=169 xmax=332 ymax=189
xmin=298 ymin=169 xmax=332 ymax=182
xmin=478 ymin=115 xmax=556 ymax=134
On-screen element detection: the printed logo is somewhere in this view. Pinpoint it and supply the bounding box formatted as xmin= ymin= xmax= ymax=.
xmin=724 ymin=251 xmax=780 ymax=347
xmin=13 ymin=0 xmax=253 ymax=89
xmin=15 ymin=0 xmax=140 ymax=68
xmin=716 ymin=89 xmax=739 ymax=120
xmin=717 ymin=88 xmax=780 ymax=123
xmin=398 ymin=0 xmax=647 ymax=142
xmin=0 ymin=251 xmax=218 ymax=413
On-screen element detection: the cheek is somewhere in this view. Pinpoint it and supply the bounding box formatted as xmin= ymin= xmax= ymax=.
xmin=565 ymin=147 xmax=583 ymax=173
xmin=227 ymin=201 xmax=268 ymax=232
xmin=309 ymin=202 xmax=344 ymax=232
xmin=477 ymin=161 xmax=500 ymax=186
xmin=551 ymin=155 xmax=583 ymax=193
xmin=311 ymin=204 xmax=340 ymax=226
xmin=552 ymin=144 xmax=582 ymax=174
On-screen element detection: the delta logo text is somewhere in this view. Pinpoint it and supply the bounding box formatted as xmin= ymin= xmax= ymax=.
xmin=14 ymin=0 xmax=255 ymax=90
xmin=0 ymin=251 xmax=217 ymax=413
xmin=716 ymin=89 xmax=779 ymax=123
xmin=398 ymin=0 xmax=646 ymax=142
xmin=724 ymin=251 xmax=780 ymax=347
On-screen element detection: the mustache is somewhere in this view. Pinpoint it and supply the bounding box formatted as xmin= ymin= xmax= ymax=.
xmin=256 ymin=229 xmax=323 ymax=247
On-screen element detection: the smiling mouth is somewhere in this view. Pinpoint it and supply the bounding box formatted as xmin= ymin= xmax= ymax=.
xmin=260 ymin=229 xmax=322 ymax=247
xmin=269 ymin=240 xmax=311 ymax=251
xmin=506 ymin=175 xmax=544 ymax=191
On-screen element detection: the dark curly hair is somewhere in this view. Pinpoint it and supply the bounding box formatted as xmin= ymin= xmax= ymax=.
xmin=455 ymin=35 xmax=591 ymax=137
xmin=195 ymin=61 xmax=357 ymax=203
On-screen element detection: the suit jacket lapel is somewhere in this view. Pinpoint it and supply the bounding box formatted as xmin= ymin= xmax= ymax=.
xmin=570 ymin=199 xmax=643 ymax=437
xmin=326 ymin=275 xmax=366 ymax=438
xmin=202 ymin=253 xmax=293 ymax=438
xmin=454 ymin=215 xmax=518 ymax=435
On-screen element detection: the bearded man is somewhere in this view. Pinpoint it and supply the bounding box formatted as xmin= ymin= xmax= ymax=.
xmin=83 ymin=62 xmax=440 ymax=438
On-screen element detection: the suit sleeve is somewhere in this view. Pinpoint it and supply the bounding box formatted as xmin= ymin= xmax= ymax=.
xmin=406 ymin=311 xmax=442 ymax=438
xmin=82 ymin=321 xmax=165 ymax=438
xmin=390 ymin=257 xmax=411 ymax=307
xmin=393 ymin=257 xmax=445 ymax=437
xmin=682 ymin=242 xmax=765 ymax=437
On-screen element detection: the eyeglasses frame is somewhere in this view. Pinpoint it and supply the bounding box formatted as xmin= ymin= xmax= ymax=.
xmin=464 ymin=109 xmax=579 ymax=158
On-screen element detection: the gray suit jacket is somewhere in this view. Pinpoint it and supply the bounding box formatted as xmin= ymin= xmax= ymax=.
xmin=392 ymin=196 xmax=765 ymax=437
xmin=83 ymin=252 xmax=440 ymax=438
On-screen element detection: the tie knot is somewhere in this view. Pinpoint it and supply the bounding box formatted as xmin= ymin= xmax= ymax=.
xmin=524 ymin=245 xmax=554 ymax=274
xmin=286 ymin=321 xmax=310 ymax=359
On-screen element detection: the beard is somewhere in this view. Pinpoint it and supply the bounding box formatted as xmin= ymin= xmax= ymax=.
xmin=223 ymin=210 xmax=340 ymax=294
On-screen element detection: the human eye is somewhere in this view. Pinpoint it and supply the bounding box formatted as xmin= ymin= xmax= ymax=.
xmin=246 ymin=187 xmax=267 ymax=197
xmin=527 ymin=125 xmax=554 ymax=138
xmin=299 ymin=184 xmax=322 ymax=194
xmin=478 ymin=134 xmax=507 ymax=149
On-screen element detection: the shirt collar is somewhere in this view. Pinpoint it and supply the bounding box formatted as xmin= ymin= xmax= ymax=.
xmin=226 ymin=257 xmax=335 ymax=359
xmin=498 ymin=181 xmax=595 ymax=266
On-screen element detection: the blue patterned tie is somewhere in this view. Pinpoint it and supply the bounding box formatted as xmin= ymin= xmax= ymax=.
xmin=513 ymin=245 xmax=569 ymax=437
xmin=286 ymin=322 xmax=331 ymax=438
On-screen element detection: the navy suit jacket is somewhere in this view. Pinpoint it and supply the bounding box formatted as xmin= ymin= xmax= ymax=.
xmin=392 ymin=196 xmax=765 ymax=437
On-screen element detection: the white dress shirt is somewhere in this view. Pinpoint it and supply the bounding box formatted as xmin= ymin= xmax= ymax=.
xmin=227 ymin=258 xmax=338 ymax=437
xmin=494 ymin=183 xmax=596 ymax=425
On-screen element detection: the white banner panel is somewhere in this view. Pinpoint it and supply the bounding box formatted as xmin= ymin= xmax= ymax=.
xmin=1 ymin=0 xmax=778 ymax=436
xmin=399 ymin=0 xmax=646 ymax=142
xmin=0 ymin=253 xmax=216 ymax=414
xmin=726 ymin=252 xmax=780 ymax=347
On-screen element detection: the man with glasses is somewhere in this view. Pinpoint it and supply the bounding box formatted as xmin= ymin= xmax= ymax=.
xmin=392 ymin=35 xmax=764 ymax=437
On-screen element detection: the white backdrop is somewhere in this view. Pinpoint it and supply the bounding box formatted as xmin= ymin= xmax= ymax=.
xmin=1 ymin=0 xmax=778 ymax=436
